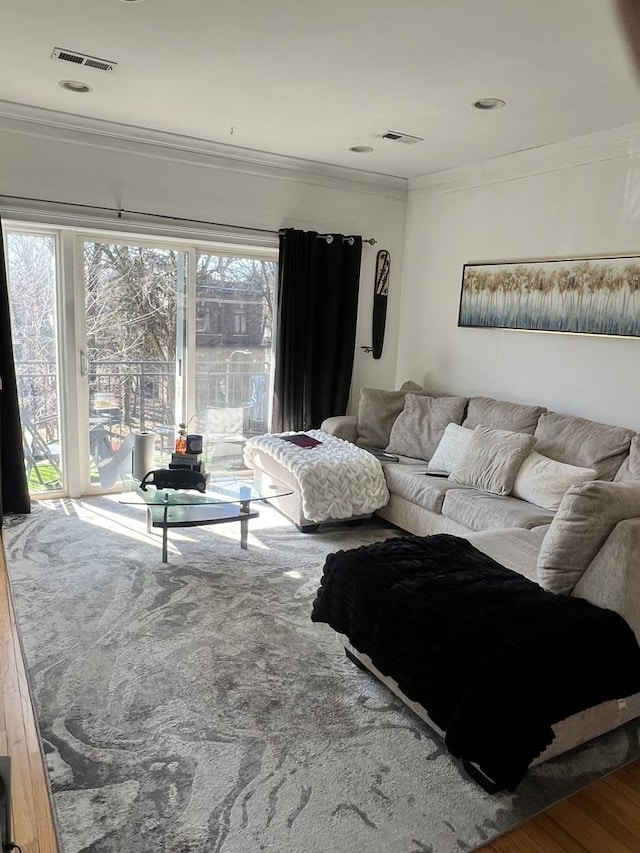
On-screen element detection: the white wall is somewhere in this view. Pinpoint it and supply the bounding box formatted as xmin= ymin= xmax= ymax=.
xmin=398 ymin=125 xmax=640 ymax=431
xmin=0 ymin=106 xmax=407 ymax=413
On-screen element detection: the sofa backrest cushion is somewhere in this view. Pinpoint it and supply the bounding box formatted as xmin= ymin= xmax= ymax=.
xmin=614 ymin=434 xmax=640 ymax=482
xmin=355 ymin=385 xmax=425 ymax=448
xmin=533 ymin=412 xmax=634 ymax=481
xmin=427 ymin=423 xmax=474 ymax=473
xmin=537 ymin=480 xmax=640 ymax=594
xmin=449 ymin=425 xmax=535 ymax=496
xmin=399 ymin=380 xmax=424 ymax=393
xmin=386 ymin=394 xmax=468 ymax=460
xmin=512 ymin=451 xmax=597 ymax=511
xmin=462 ymin=396 xmax=546 ymax=434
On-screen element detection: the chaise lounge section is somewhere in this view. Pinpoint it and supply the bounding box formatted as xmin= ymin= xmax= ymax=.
xmin=309 ymin=386 xmax=640 ymax=786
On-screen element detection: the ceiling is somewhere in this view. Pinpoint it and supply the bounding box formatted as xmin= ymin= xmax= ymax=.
xmin=1 ymin=0 xmax=639 ymax=180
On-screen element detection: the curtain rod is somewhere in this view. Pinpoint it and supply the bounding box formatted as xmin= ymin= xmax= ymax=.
xmin=1 ymin=194 xmax=378 ymax=244
xmin=316 ymin=233 xmax=378 ymax=246
xmin=279 ymin=227 xmax=376 ymax=246
xmin=0 ymin=193 xmax=278 ymax=236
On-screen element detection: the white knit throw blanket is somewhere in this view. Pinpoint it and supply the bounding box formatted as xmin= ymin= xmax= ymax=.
xmin=243 ymin=430 xmax=389 ymax=523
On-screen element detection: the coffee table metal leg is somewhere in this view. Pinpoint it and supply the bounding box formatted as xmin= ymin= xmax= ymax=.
xmin=240 ymin=501 xmax=249 ymax=549
xmin=162 ymin=506 xmax=169 ymax=563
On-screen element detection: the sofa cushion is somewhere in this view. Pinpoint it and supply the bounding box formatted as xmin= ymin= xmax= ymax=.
xmin=512 ymin=451 xmax=597 ymax=511
xmin=449 ymin=425 xmax=535 ymax=496
xmin=462 ymin=396 xmax=546 ymax=434
xmin=537 ymin=480 xmax=640 ymax=594
xmin=427 ymin=423 xmax=474 ymax=473
xmin=386 ymin=394 xmax=468 ymax=460
xmin=383 ymin=463 xmax=468 ymax=513
xmin=614 ymin=435 xmax=640 ymax=482
xmin=466 ymin=527 xmax=549 ymax=583
xmin=533 ymin=412 xmax=634 ymax=481
xmin=442 ymin=488 xmax=555 ymax=531
xmin=355 ymin=386 xmax=425 ymax=449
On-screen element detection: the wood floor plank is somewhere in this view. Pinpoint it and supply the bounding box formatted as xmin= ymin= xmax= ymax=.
xmin=0 ymin=534 xmax=59 ymax=853
xmin=578 ymin=777 xmax=640 ymax=837
xmin=482 ymin=811 xmax=589 ymax=852
xmin=475 ymin=759 xmax=640 ymax=852
xmin=607 ymin=767 xmax=640 ymax=806
xmin=537 ymin=797 xmax=634 ymax=852
xmin=618 ymin=759 xmax=640 ymax=786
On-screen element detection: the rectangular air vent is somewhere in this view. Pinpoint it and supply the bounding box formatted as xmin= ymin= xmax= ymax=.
xmin=51 ymin=47 xmax=117 ymax=73
xmin=381 ymin=130 xmax=423 ymax=145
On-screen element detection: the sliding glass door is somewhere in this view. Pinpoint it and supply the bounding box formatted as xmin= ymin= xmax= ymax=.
xmin=82 ymin=240 xmax=188 ymax=489
xmin=4 ymin=223 xmax=277 ymax=497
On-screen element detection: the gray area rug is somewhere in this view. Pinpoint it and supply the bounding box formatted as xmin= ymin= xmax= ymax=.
xmin=3 ymin=497 xmax=640 ymax=853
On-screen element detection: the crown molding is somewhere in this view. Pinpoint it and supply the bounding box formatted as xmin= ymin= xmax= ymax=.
xmin=409 ymin=122 xmax=640 ymax=196
xmin=0 ymin=100 xmax=407 ymax=201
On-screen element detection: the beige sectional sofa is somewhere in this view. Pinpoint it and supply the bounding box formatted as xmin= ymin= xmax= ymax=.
xmin=319 ymin=388 xmax=640 ymax=776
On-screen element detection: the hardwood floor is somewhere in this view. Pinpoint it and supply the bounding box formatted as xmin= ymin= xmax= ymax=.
xmin=480 ymin=759 xmax=640 ymax=852
xmin=0 ymin=536 xmax=59 ymax=853
xmin=2 ymin=532 xmax=640 ymax=853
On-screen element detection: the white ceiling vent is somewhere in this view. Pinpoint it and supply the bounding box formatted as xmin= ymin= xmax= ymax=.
xmin=381 ymin=130 xmax=423 ymax=145
xmin=51 ymin=47 xmax=117 ymax=73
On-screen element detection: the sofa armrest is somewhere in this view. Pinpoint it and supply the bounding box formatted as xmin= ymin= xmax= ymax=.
xmin=572 ymin=517 xmax=640 ymax=645
xmin=537 ymin=480 xmax=640 ymax=595
xmin=320 ymin=415 xmax=358 ymax=443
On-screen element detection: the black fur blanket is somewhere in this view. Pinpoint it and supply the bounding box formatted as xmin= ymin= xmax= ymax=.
xmin=311 ymin=534 xmax=640 ymax=790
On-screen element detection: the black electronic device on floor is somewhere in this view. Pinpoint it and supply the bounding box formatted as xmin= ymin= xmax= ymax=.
xmin=0 ymin=756 xmax=12 ymax=850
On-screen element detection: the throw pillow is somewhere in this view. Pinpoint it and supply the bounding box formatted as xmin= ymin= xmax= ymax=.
xmin=386 ymin=394 xmax=468 ymax=460
xmin=449 ymin=425 xmax=535 ymax=496
xmin=512 ymin=451 xmax=597 ymax=511
xmin=355 ymin=385 xmax=424 ymax=449
xmin=537 ymin=480 xmax=640 ymax=594
xmin=427 ymin=423 xmax=474 ymax=473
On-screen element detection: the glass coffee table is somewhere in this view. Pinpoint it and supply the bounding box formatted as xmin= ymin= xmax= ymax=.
xmin=121 ymin=476 xmax=293 ymax=562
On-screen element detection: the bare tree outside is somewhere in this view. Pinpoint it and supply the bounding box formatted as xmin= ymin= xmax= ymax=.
xmin=85 ymin=243 xmax=178 ymax=364
xmin=84 ymin=242 xmax=180 ymax=433
xmin=7 ymin=233 xmax=58 ymax=429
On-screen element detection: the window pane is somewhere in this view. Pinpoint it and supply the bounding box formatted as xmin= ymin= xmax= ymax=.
xmin=6 ymin=232 xmax=62 ymax=494
xmin=195 ymin=254 xmax=275 ymax=472
xmin=84 ymin=241 xmax=187 ymax=485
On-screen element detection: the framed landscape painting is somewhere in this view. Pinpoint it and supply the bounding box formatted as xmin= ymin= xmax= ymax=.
xmin=458 ymin=256 xmax=640 ymax=337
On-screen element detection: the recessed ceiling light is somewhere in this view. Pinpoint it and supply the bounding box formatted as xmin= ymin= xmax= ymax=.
xmin=349 ymin=146 xmax=374 ymax=154
xmin=58 ymin=79 xmax=93 ymax=93
xmin=120 ymin=0 xmax=144 ymax=3
xmin=473 ymin=98 xmax=506 ymax=110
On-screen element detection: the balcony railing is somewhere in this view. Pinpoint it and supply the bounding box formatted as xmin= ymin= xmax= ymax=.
xmin=16 ymin=357 xmax=270 ymax=449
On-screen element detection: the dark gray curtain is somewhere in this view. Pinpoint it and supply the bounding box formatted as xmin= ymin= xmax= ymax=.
xmin=272 ymin=228 xmax=362 ymax=432
xmin=0 ymin=218 xmax=30 ymax=525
